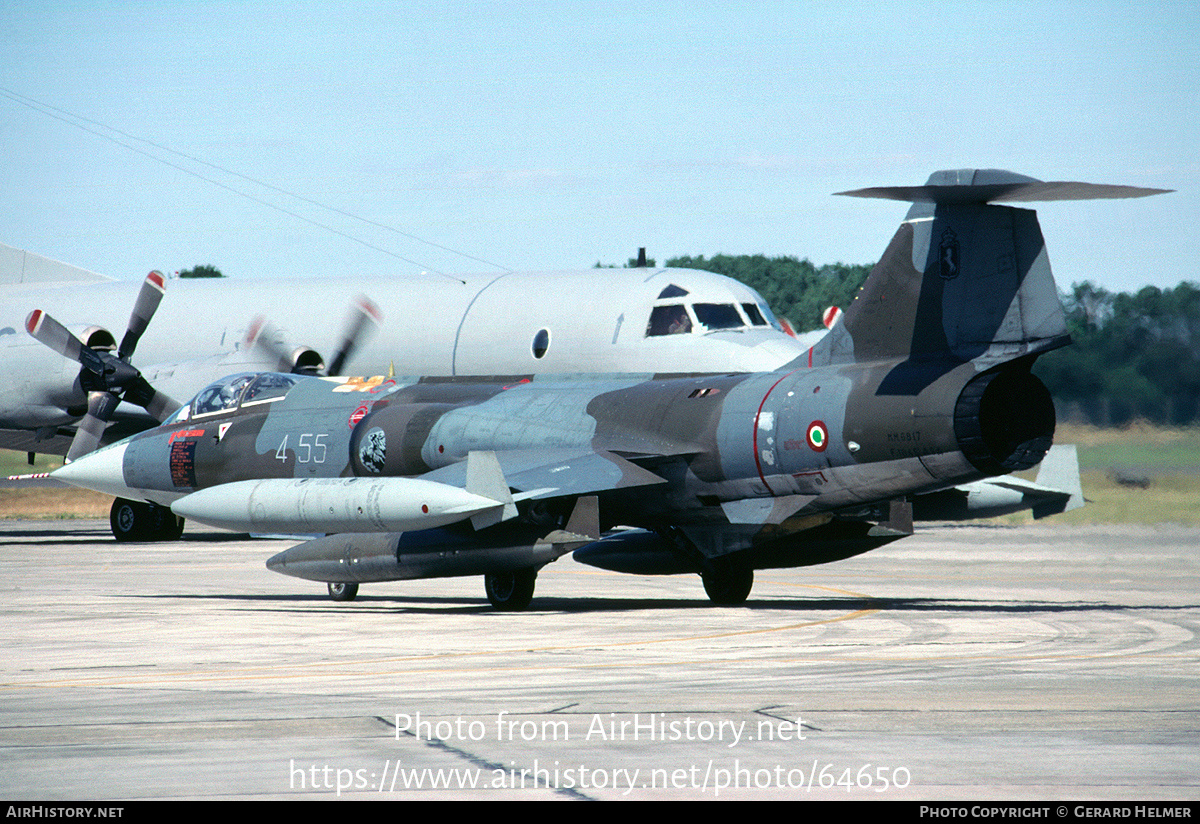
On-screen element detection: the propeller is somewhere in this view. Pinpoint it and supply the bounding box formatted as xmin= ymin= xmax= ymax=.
xmin=246 ymin=295 xmax=382 ymax=377
xmin=26 ymin=271 xmax=182 ymax=461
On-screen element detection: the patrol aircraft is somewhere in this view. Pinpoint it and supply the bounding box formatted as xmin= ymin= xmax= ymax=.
xmin=49 ymin=170 xmax=1163 ymax=608
xmin=3 ymin=244 xmax=814 ymax=460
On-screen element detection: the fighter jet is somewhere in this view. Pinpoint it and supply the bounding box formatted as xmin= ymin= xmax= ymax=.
xmin=48 ymin=170 xmax=1164 ymax=608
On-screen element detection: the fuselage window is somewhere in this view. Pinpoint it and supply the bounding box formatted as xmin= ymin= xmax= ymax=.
xmin=532 ymin=328 xmax=550 ymax=358
xmin=646 ymin=305 xmax=692 ymax=336
xmin=693 ymin=303 xmax=743 ymax=330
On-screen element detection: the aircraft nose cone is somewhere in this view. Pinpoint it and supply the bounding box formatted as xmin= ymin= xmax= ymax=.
xmin=265 ymin=550 xmax=287 ymax=573
xmin=51 ymin=441 xmax=135 ymax=500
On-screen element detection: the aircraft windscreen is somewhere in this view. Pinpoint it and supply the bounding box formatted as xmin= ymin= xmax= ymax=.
xmin=645 ymin=305 xmax=692 ymax=336
xmin=693 ymin=303 xmax=744 ymax=330
xmin=741 ymin=303 xmax=769 ymax=326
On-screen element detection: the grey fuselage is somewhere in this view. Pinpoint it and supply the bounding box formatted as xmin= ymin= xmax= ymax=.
xmin=81 ymin=346 xmax=1049 ymax=567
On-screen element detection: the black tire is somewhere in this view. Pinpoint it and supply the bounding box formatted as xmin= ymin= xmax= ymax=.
xmin=701 ymin=559 xmax=754 ymax=605
xmin=111 ymin=499 xmax=184 ymax=542
xmin=328 ymin=582 xmax=359 ymax=601
xmin=110 ymin=498 xmax=150 ymax=543
xmin=484 ymin=569 xmax=537 ymax=611
xmin=147 ymin=503 xmax=185 ymax=541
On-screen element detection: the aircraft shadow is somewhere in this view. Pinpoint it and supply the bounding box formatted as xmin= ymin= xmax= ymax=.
xmin=115 ymin=591 xmax=1198 ymax=616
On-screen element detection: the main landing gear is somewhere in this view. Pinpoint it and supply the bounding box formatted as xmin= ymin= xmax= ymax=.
xmin=321 ymin=571 xmax=536 ymax=609
xmin=700 ymin=556 xmax=754 ymax=606
xmin=484 ymin=568 xmax=538 ymax=611
xmin=110 ymin=498 xmax=184 ymax=542
xmin=327 ymin=582 xmax=359 ymax=601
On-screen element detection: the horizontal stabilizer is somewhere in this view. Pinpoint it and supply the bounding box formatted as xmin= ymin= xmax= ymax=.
xmin=837 ymin=169 xmax=1171 ymax=204
xmin=808 ymin=168 xmax=1174 ymax=376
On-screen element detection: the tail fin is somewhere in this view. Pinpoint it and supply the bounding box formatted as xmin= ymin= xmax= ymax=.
xmin=811 ymin=169 xmax=1168 ymax=372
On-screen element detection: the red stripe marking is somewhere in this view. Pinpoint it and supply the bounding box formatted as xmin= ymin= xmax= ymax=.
xmin=751 ymin=370 xmax=799 ymax=496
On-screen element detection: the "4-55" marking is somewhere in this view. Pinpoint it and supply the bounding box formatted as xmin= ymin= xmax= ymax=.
xmin=276 ymin=433 xmax=329 ymax=464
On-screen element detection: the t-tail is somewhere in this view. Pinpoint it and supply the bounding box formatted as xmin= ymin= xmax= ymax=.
xmin=812 ymin=168 xmax=1169 ymax=371
xmin=806 ymin=169 xmax=1168 ymax=478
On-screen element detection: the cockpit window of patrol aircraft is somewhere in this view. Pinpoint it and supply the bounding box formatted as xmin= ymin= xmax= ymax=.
xmin=741 ymin=303 xmax=770 ymax=326
xmin=645 ymin=305 xmax=693 ymax=336
xmin=693 ymin=303 xmax=743 ymax=331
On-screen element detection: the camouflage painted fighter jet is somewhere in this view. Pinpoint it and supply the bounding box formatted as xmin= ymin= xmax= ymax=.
xmin=49 ymin=170 xmax=1165 ymax=608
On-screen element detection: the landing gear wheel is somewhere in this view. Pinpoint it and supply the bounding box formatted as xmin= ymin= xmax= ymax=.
xmin=328 ymin=582 xmax=359 ymax=602
xmin=484 ymin=569 xmax=537 ymax=611
xmin=110 ymin=498 xmax=184 ymax=542
xmin=701 ymin=559 xmax=754 ymax=605
xmin=110 ymin=498 xmax=150 ymax=542
xmin=147 ymin=504 xmax=185 ymax=541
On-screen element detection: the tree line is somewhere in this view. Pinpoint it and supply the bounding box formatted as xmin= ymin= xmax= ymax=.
xmin=667 ymin=254 xmax=1200 ymax=428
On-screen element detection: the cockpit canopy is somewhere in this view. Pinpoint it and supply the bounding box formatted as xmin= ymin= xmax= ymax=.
xmin=173 ymin=372 xmax=299 ymax=422
xmin=645 ymin=284 xmax=780 ymax=337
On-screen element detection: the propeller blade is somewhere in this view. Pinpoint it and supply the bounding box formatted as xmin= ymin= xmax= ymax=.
xmin=30 ymin=278 xmax=177 ymax=454
xmin=118 ymin=270 xmax=167 ymax=360
xmin=123 ymin=376 xmax=182 ymax=422
xmin=25 ymin=309 xmax=78 ymax=358
xmin=25 ymin=310 xmax=99 ymax=372
xmin=326 ymin=295 xmax=382 ymax=376
xmin=66 ymin=391 xmax=120 ymax=462
xmin=246 ymin=316 xmax=298 ymax=373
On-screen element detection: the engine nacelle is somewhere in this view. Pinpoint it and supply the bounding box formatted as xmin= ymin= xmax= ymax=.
xmin=954 ymin=365 xmax=1055 ymax=475
xmin=289 ymin=346 xmax=325 ymax=374
xmin=80 ymin=325 xmax=117 ymax=351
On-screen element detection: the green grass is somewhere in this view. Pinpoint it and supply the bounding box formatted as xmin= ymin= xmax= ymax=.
xmin=0 ymin=449 xmax=64 ymax=475
xmin=1057 ymin=422 xmax=1200 ymax=474
xmin=0 ymin=449 xmax=112 ymax=519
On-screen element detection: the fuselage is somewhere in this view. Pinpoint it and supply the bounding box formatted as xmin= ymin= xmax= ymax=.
xmin=60 ymin=352 xmax=1051 ymax=549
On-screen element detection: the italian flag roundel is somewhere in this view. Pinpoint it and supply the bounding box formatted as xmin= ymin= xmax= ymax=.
xmin=807 ymin=420 xmax=828 ymax=452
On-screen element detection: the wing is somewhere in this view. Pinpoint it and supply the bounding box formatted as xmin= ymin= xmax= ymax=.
xmin=420 ymin=448 xmax=668 ymax=501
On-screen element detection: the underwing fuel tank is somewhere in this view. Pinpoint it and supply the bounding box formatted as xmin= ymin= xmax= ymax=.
xmin=265 ymin=522 xmax=573 ymax=583
xmin=170 ymin=476 xmax=505 ymax=534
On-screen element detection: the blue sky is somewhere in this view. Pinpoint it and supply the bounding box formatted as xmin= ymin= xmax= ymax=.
xmin=2 ymin=1 xmax=1196 ymax=297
